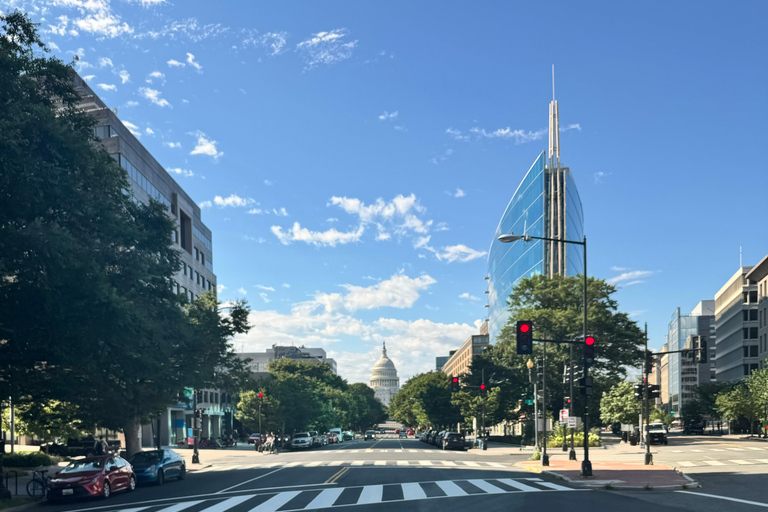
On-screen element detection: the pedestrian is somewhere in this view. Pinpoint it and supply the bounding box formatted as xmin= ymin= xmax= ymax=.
xmin=94 ymin=436 xmax=104 ymax=456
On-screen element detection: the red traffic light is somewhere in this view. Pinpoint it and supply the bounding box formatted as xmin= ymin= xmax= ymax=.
xmin=480 ymin=384 xmax=486 ymax=390
xmin=258 ymin=392 xmax=263 ymax=398
xmin=585 ymin=336 xmax=595 ymax=346
xmin=519 ymin=323 xmax=530 ymax=333
xmin=452 ymin=377 xmax=458 ymax=383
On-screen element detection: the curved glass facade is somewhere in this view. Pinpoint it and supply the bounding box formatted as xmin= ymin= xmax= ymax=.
xmin=486 ymin=152 xmax=584 ymax=342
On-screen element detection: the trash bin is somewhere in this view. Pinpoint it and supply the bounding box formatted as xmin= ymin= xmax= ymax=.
xmin=482 ymin=439 xmax=487 ymax=451
xmin=629 ymin=434 xmax=637 ymax=446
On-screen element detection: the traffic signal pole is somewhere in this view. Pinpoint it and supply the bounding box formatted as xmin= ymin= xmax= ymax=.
xmin=541 ymin=340 xmax=549 ymax=466
xmin=569 ymin=344 xmax=576 ymax=460
xmin=192 ymin=390 xmax=200 ymax=464
xmin=644 ymin=323 xmax=652 ymax=465
xmin=581 ymin=236 xmax=592 ymax=476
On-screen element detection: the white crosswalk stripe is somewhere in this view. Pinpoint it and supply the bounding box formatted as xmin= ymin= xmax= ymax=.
xmin=435 ymin=480 xmax=467 ymax=497
xmin=249 ymin=491 xmax=300 ymax=512
xmin=730 ymin=460 xmax=755 ymax=465
xmin=401 ymin=482 xmax=427 ymax=500
xmin=461 ymin=461 xmax=480 ymax=467
xmin=190 ymin=459 xmax=515 ymax=472
xmin=677 ymin=461 xmax=697 ymax=467
xmin=305 ymin=488 xmax=344 ymax=510
xmin=357 ymin=484 xmax=383 ymax=504
xmin=197 ymin=495 xmax=252 ymax=512
xmin=157 ymin=501 xmax=203 ymax=512
xmin=703 ymin=460 xmax=726 ymax=466
xmin=469 ymin=479 xmax=506 ymax=494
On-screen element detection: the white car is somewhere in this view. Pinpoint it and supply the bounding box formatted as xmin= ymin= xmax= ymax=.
xmin=291 ymin=432 xmax=313 ymax=449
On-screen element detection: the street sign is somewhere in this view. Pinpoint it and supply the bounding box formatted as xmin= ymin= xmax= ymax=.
xmin=183 ymin=387 xmax=194 ymax=398
xmin=524 ymin=399 xmax=534 ymax=405
xmin=559 ymin=409 xmax=569 ymax=420
xmin=536 ymin=419 xmax=552 ymax=431
xmin=567 ymin=417 xmax=579 ymax=428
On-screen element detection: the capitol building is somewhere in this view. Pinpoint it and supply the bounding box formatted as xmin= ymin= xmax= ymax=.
xmin=370 ymin=342 xmax=400 ymax=407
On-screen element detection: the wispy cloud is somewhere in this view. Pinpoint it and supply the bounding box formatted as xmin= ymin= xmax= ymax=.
xmin=459 ymin=292 xmax=480 ymax=301
xmin=215 ymin=195 xmax=254 ymax=207
xmin=264 ymin=179 xmax=273 ymax=186
xmin=167 ymin=59 xmax=185 ymax=67
xmin=271 ymin=223 xmax=364 ymax=247
xmin=164 ymin=141 xmax=181 ymax=149
xmin=96 ymin=83 xmax=116 ymax=91
xmin=122 ymin=120 xmax=141 ymax=137
xmin=296 ymin=28 xmax=357 ymax=69
xmin=453 ymin=188 xmax=465 ymax=198
xmin=237 ymin=287 xmax=247 ymax=295
xmin=190 ymin=131 xmax=223 ymax=159
xmin=470 ymin=126 xmax=547 ymax=144
xmin=378 ymin=110 xmax=398 ymax=121
xmin=217 ymin=284 xmax=226 ymax=293
xmin=186 ymin=52 xmax=202 ymax=71
xmin=146 ymin=71 xmax=165 ymax=84
xmin=436 ymin=244 xmax=486 ymax=263
xmin=98 ymin=57 xmax=113 ymax=67
xmin=167 ymin=167 xmax=194 ymax=177
xmin=606 ymin=270 xmax=656 ymax=286
xmin=139 ymin=87 xmax=170 ymax=107
xmin=255 ymin=285 xmax=275 ymax=292
xmin=116 ymin=69 xmax=130 ymax=83
xmin=594 ymin=171 xmax=610 ymax=184
xmin=445 ymin=128 xmax=469 ymax=141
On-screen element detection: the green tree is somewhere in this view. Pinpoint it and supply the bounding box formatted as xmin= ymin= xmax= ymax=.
xmin=236 ymin=389 xmax=281 ymax=435
xmin=716 ymin=384 xmax=761 ymax=435
xmin=347 ymin=383 xmax=386 ymax=432
xmin=746 ymin=367 xmax=768 ymax=433
xmin=696 ymin=382 xmax=733 ymax=418
xmin=389 ymin=372 xmax=461 ymax=429
xmin=14 ymin=401 xmax=85 ymax=450
xmin=600 ymin=381 xmax=641 ymax=425
xmin=649 ymin=408 xmax=675 ymax=427
xmin=680 ymin=400 xmax=704 ymax=427
xmin=451 ymin=387 xmax=501 ymax=431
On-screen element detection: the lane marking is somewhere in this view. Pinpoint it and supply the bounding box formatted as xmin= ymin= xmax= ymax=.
xmin=703 ymin=460 xmax=726 ymax=466
xmin=485 ymin=462 xmax=505 ymax=468
xmin=397 ymin=460 xmax=410 ymax=466
xmin=248 ymin=490 xmax=300 ymax=512
xmin=535 ymin=481 xmax=573 ymax=491
xmin=305 ymin=488 xmax=344 ymax=510
xmin=419 ymin=460 xmax=433 ymax=466
xmin=357 ymin=484 xmax=383 ymax=504
xmin=439 ymin=461 xmax=457 ymax=466
xmin=327 ymin=461 xmax=345 ymax=466
xmin=305 ymin=462 xmax=323 ymax=467
xmin=351 ymin=461 xmax=365 ymax=466
xmin=325 ymin=467 xmax=346 ymax=484
xmin=729 ymin=460 xmax=755 ymax=465
xmin=677 ymin=490 xmax=768 ymax=508
xmin=216 ymin=468 xmax=284 ymax=494
xmin=374 ymin=460 xmax=387 ymax=466
xmin=284 ymin=462 xmax=302 ymax=467
xmin=401 ymin=483 xmax=427 ymax=500
xmin=498 ymin=478 xmax=541 ymax=492
xmin=155 ymin=501 xmax=203 ymax=512
xmin=676 ymin=461 xmax=697 ymax=467
xmin=198 ymin=495 xmax=253 ymax=512
xmin=468 ymin=479 xmax=505 ymax=494
xmin=461 ymin=461 xmax=481 ymax=467
xmin=756 ymin=459 xmax=768 ymax=464
xmin=435 ymin=480 xmax=467 ymax=497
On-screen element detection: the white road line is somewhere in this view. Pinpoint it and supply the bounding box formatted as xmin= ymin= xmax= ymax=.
xmin=248 ymin=491 xmax=301 ymax=512
xmin=727 ymin=448 xmax=745 ymax=451
xmin=199 ymin=495 xmax=253 ymax=512
xmin=351 ymin=461 xmax=365 ymax=466
xmin=690 ymin=450 xmax=704 ymax=453
xmin=408 ymin=449 xmax=419 ymax=452
xmin=305 ymin=488 xmax=344 ymax=510
xmin=326 ymin=461 xmax=345 ymax=466
xmin=677 ymin=490 xmax=768 ymax=508
xmin=357 ymin=485 xmax=383 ymax=505
xmin=284 ymin=462 xmax=302 ymax=468
xmin=461 ymin=461 xmax=480 ymax=467
xmin=401 ymin=482 xmax=427 ymax=500
xmin=397 ymin=460 xmax=410 ymax=466
xmin=116 ymin=508 xmax=150 ymax=512
xmin=374 ymin=460 xmax=386 ymax=466
xmin=435 ymin=481 xmax=467 ymax=497
xmin=744 ymin=447 xmax=765 ymax=451
xmin=729 ymin=460 xmax=755 ymax=465
xmin=305 ymin=462 xmax=323 ymax=467
xmin=703 ymin=461 xmax=726 ymax=466
xmin=498 ymin=478 xmax=541 ymax=492
xmin=439 ymin=461 xmax=457 ymax=466
xmin=155 ymin=501 xmax=203 ymax=512
xmin=756 ymin=459 xmax=768 ymax=464
xmin=216 ymin=468 xmax=284 ymax=494
xmin=709 ymin=449 xmax=725 ymax=451
xmin=670 ymin=450 xmax=684 ymax=453
xmin=535 ymin=481 xmax=572 ymax=491
xmin=676 ymin=461 xmax=698 ymax=467
xmin=419 ymin=460 xmax=433 ymax=466
xmin=395 ymin=449 xmax=404 ymax=453
xmin=468 ymin=480 xmax=506 ymax=494
xmin=485 ymin=462 xmax=505 ymax=468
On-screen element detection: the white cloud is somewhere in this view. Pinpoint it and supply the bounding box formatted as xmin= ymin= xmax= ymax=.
xmin=146 ymin=71 xmax=165 ymax=84
xmin=75 ymin=14 xmax=133 ymax=38
xmin=329 ymin=194 xmax=431 ymax=235
xmin=186 ymin=52 xmax=202 ymax=71
xmin=259 ymin=292 xmax=271 ymax=303
xmin=125 ymin=100 xmax=139 ymax=107
xmin=378 ymin=110 xmax=398 ymax=121
xmin=282 ymin=283 xmax=291 ymax=288
xmin=138 ymin=18 xmax=229 ymax=42
xmin=48 ymin=41 xmax=60 ymax=50
xmin=139 ymin=87 xmax=170 ymax=107
xmin=594 ymin=171 xmax=610 ymax=184
xmin=256 ymin=285 xmax=275 ymax=292
xmin=164 ymin=141 xmax=181 ymax=149
xmin=126 ymin=0 xmax=167 ymax=5
xmin=217 ymin=284 xmax=226 ymax=293
xmin=470 ymin=126 xmax=547 ymax=144
xmin=98 ymin=57 xmax=113 ymax=67
xmin=121 ymin=120 xmax=141 ymax=137
xmin=454 ymin=188 xmax=465 ymax=198
xmin=562 ymin=123 xmax=581 ymax=132
xmin=413 ymin=236 xmax=435 ymax=252
xmin=314 ymin=273 xmax=436 ymax=314
xmin=237 ymin=287 xmax=247 ymax=295
xmin=607 ymin=270 xmax=655 ymax=286
xmin=610 ymin=266 xmax=628 ymax=272
xmin=167 ymin=59 xmax=185 ymax=67
xmin=81 ymin=74 xmax=95 ymax=81
xmin=167 ymin=167 xmax=194 ymax=178
xmin=271 ymin=223 xmax=364 ymax=247
xmin=459 ymin=292 xmax=480 ymax=301
xmin=435 ymin=222 xmax=449 ymax=232
xmin=211 ymin=194 xmax=253 ymax=208
xmin=199 ymin=200 xmax=212 ymax=208
xmin=296 ymin=28 xmax=357 ymax=69
xmin=247 ymin=208 xmax=264 ymax=215
xmin=264 ymin=179 xmax=273 ymax=186
xmin=273 ymin=207 xmax=288 ymax=217
xmin=96 ymin=83 xmax=116 ymax=91
xmin=190 ymin=131 xmax=223 ymax=159
xmin=436 ymin=244 xmax=487 ymax=263
xmin=445 ymin=128 xmax=469 ymax=141
xmin=259 ymin=32 xmax=288 ymax=55
xmin=117 ymin=69 xmax=130 ymax=83
xmin=144 ymin=127 xmax=154 ymax=135
xmin=376 ymin=232 xmax=391 ymax=241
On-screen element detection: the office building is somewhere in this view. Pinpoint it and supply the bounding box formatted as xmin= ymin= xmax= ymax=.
xmin=442 ymin=334 xmax=490 ymax=378
xmin=745 ymin=255 xmax=768 ymax=369
xmin=486 ymin=91 xmax=584 ymax=342
xmin=715 ymin=268 xmax=759 ymax=381
xmin=666 ymin=301 xmax=716 ymax=415
xmin=72 ymin=73 xmax=220 ymax=447
xmin=239 ymin=345 xmax=338 ymax=378
xmin=435 ymin=356 xmax=450 ymax=371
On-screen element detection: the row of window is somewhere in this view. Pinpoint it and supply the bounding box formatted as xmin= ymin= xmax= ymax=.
xmin=760 ymin=334 xmax=768 ymax=355
xmin=743 ymin=327 xmax=759 ymax=339
xmin=193 ymin=225 xmax=213 ymax=251
xmin=118 ymin=155 xmax=172 ymax=209
xmin=194 ymin=246 xmax=212 ymax=270
xmin=195 ymin=390 xmax=233 ymax=404
xmin=744 ymin=363 xmax=759 ymax=375
xmin=761 ymin=308 xmax=768 ymax=328
xmin=743 ymin=290 xmax=759 ymax=304
xmin=759 ymin=281 xmax=768 ymax=301
xmin=181 ymin=262 xmax=214 ymax=292
xmin=742 ymin=309 xmax=758 ymax=322
xmin=94 ymin=125 xmax=117 ymax=139
xmin=743 ymin=345 xmax=759 ymax=358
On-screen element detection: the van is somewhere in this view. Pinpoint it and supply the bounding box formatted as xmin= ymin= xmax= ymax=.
xmin=329 ymin=428 xmax=343 ymax=443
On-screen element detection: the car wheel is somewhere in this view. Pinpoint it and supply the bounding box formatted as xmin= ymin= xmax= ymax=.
xmin=102 ymin=481 xmax=111 ymax=499
xmin=179 ymin=465 xmax=186 ymax=480
xmin=128 ymin=475 xmax=136 ymax=492
xmin=157 ymin=469 xmax=165 ymax=485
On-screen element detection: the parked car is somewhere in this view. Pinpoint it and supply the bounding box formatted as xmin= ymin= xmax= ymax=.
xmin=433 ymin=431 xmax=446 ymax=446
xmin=318 ymin=434 xmax=328 ymax=446
xmin=398 ymin=430 xmax=407 ymax=438
xmin=684 ymin=422 xmax=705 ymax=435
xmin=406 ymin=429 xmax=415 ymax=436
xmin=326 ymin=433 xmax=339 ymax=444
xmin=329 ymin=428 xmax=343 ymax=443
xmin=248 ymin=433 xmax=262 ymax=445
xmin=364 ymin=430 xmax=376 ymax=440
xmin=47 ymin=456 xmax=135 ymax=501
xmin=308 ymin=431 xmax=320 ymax=447
xmin=342 ymin=431 xmax=354 ymax=441
xmin=442 ymin=432 xmax=466 ymax=451
xmin=291 ymin=432 xmax=313 ymax=450
xmin=129 ymin=449 xmax=185 ymax=484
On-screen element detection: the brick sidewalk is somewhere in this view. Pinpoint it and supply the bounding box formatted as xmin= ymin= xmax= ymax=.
xmin=517 ymin=459 xmax=698 ymax=490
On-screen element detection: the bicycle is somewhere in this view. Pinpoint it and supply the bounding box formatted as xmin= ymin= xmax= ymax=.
xmin=26 ymin=468 xmax=49 ymax=499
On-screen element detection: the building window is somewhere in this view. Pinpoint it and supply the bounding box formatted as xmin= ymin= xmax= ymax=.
xmin=94 ymin=125 xmax=116 ymax=139
xmin=193 ymin=225 xmax=213 ymax=251
xmin=751 ymin=363 xmax=758 ymax=373
xmin=750 ymin=309 xmax=758 ymax=321
xmin=744 ymin=346 xmax=749 ymax=358
xmin=180 ymin=210 xmax=192 ymax=254
xmin=195 ymin=271 xmax=200 ymax=285
xmin=750 ymin=327 xmax=758 ymax=339
xmin=203 ymin=391 xmax=208 ymax=403
xmin=743 ymin=328 xmax=749 ymax=340
xmin=201 ymin=253 xmax=205 ymax=266
xmin=118 ymin=154 xmax=171 ymax=209
xmin=743 ymin=310 xmax=749 ymax=321
xmin=750 ymin=345 xmax=758 ymax=357
xmin=750 ymin=291 xmax=758 ymax=303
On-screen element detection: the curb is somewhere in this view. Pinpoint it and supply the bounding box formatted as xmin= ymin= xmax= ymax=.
xmin=516 ymin=463 xmax=698 ymax=491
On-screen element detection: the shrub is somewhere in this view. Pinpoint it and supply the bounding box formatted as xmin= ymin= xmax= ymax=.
xmin=529 ymin=449 xmax=541 ymax=461
xmin=547 ymin=431 xmax=600 ymax=447
xmin=4 ymin=451 xmax=54 ymax=468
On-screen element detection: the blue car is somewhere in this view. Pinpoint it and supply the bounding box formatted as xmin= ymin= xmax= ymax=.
xmin=129 ymin=449 xmax=186 ymax=484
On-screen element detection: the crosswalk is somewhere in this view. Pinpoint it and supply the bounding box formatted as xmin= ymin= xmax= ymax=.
xmin=191 ymin=460 xmax=514 ymax=473
xmin=666 ymin=446 xmax=768 ymax=454
xmin=674 ymin=458 xmax=768 ymax=468
xmin=109 ymin=478 xmax=577 ymax=512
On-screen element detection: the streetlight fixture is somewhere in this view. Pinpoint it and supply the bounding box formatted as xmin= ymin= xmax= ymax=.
xmin=499 ymin=231 xmax=591 ymax=477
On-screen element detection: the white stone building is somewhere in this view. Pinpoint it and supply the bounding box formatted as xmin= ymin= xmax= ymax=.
xmin=370 ymin=343 xmax=400 ymax=407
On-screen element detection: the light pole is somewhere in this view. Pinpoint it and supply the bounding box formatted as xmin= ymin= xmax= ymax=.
xmin=526 ymin=359 xmax=538 ymax=451
xmin=499 ymin=232 xmax=591 ymax=476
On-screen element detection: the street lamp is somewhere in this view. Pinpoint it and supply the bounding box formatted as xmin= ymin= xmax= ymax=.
xmin=499 ymin=232 xmax=591 ymax=476
xmin=526 ymin=359 xmax=538 ymax=451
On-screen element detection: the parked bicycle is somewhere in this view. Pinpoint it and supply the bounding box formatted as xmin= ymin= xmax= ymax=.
xmin=27 ymin=467 xmax=49 ymax=499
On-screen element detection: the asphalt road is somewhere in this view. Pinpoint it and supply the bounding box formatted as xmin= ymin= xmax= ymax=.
xmin=39 ymin=437 xmax=768 ymax=512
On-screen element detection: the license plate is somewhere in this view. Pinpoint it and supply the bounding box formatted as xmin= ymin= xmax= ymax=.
xmin=62 ymin=489 xmax=73 ymax=495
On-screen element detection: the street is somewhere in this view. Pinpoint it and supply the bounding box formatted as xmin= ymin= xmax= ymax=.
xmin=30 ymin=436 xmax=768 ymax=512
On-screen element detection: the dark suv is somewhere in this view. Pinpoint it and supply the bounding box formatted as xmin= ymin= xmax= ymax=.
xmin=684 ymin=422 xmax=705 ymax=435
xmin=442 ymin=432 xmax=465 ymax=451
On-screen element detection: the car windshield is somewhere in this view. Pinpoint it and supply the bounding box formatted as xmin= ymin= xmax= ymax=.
xmin=294 ymin=433 xmax=310 ymax=438
xmin=61 ymin=460 xmax=104 ymax=473
xmin=131 ymin=451 xmax=163 ymax=463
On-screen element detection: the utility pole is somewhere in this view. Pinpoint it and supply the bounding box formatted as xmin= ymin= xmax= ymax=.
xmin=644 ymin=323 xmax=652 ymax=465
xmin=192 ymin=391 xmax=200 ymax=464
xmin=569 ymin=346 xmax=576 ymax=460
xmin=542 ymin=341 xmax=549 ymax=466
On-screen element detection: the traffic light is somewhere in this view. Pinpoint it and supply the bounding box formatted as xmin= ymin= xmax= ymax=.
xmin=579 ymin=376 xmax=593 ymax=396
xmin=648 ymin=384 xmax=661 ymax=399
xmin=695 ymin=337 xmax=708 ymax=364
xmin=258 ymin=392 xmax=264 ymax=405
xmin=516 ymin=321 xmax=533 ymax=354
xmin=633 ymin=383 xmax=644 ymax=400
xmin=644 ymin=350 xmax=654 ymax=375
xmin=563 ymin=396 xmax=571 ymax=408
xmin=584 ymin=335 xmax=596 ymax=367
xmin=480 ymin=383 xmax=487 ymax=392
xmin=451 ymin=376 xmax=460 ymax=393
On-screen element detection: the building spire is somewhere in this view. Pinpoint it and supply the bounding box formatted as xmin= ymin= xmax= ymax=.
xmin=548 ymin=65 xmax=560 ymax=168
xmin=382 ymin=341 xmax=387 ymax=357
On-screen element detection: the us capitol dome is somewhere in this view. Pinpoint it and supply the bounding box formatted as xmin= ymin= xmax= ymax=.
xmin=370 ymin=342 xmax=400 ymax=407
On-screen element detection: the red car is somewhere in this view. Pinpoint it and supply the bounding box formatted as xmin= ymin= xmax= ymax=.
xmin=406 ymin=429 xmax=414 ymax=436
xmin=47 ymin=456 xmax=136 ymax=501
xmin=327 ymin=433 xmax=339 ymax=443
xmin=394 ymin=429 xmax=400 ymax=434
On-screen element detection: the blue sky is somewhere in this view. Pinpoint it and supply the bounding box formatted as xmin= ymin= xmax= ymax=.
xmin=4 ymin=0 xmax=767 ymax=383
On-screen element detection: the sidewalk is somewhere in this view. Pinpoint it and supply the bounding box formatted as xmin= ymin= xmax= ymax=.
xmin=516 ymin=459 xmax=697 ymax=490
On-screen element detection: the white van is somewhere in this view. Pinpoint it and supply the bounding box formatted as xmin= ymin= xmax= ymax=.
xmin=329 ymin=428 xmax=343 ymax=443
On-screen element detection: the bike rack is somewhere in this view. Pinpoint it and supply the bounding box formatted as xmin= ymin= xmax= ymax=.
xmin=5 ymin=470 xmax=17 ymax=496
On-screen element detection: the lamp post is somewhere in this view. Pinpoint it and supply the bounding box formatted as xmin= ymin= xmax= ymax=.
xmin=499 ymin=232 xmax=591 ymax=476
xmin=526 ymin=359 xmax=538 ymax=451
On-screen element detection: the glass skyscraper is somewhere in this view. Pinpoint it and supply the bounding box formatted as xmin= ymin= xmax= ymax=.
xmin=486 ymin=96 xmax=584 ymax=342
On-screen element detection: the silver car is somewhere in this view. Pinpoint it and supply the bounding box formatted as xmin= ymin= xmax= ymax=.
xmin=291 ymin=432 xmax=312 ymax=450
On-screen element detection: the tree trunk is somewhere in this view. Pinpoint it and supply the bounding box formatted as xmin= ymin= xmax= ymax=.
xmin=123 ymin=418 xmax=141 ymax=458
